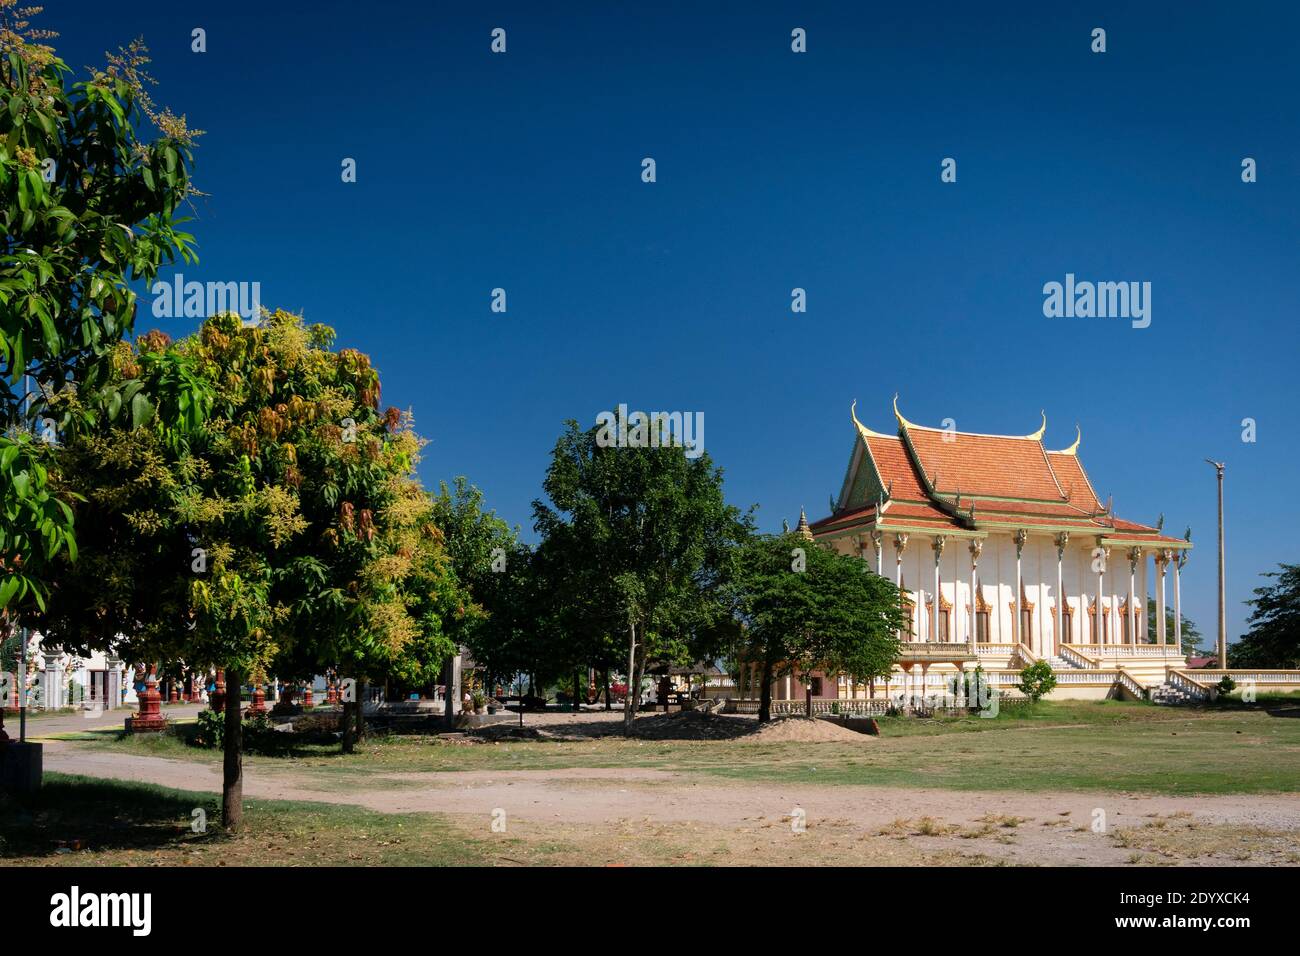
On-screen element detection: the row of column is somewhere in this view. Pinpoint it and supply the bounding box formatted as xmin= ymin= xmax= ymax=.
xmin=862 ymin=530 xmax=1184 ymax=651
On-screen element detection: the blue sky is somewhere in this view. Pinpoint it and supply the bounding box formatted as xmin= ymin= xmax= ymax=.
xmin=53 ymin=1 xmax=1299 ymax=644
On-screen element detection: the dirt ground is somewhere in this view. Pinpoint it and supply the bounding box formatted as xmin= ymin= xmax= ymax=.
xmin=472 ymin=710 xmax=868 ymax=742
xmin=40 ymin=732 xmax=1300 ymax=866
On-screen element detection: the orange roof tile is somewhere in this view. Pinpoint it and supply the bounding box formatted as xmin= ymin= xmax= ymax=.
xmin=903 ymin=426 xmax=1064 ymax=501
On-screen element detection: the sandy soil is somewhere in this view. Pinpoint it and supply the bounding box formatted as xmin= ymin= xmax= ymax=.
xmin=41 ymin=740 xmax=1300 ymax=865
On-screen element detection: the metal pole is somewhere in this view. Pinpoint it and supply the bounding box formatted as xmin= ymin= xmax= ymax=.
xmin=19 ymin=372 xmax=30 ymax=741
xmin=1206 ymin=460 xmax=1226 ymax=667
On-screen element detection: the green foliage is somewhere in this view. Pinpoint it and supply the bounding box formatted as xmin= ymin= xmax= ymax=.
xmin=729 ymin=533 xmax=904 ymax=696
xmin=429 ymin=477 xmax=523 ymax=685
xmin=1145 ymin=597 xmax=1203 ymax=656
xmin=0 ymin=28 xmax=195 ymax=430
xmin=531 ymin=418 xmax=753 ymax=702
xmin=1017 ymin=660 xmax=1057 ymax=703
xmin=191 ymin=708 xmax=225 ymax=748
xmin=189 ymin=707 xmax=275 ymax=751
xmin=1216 ymin=675 xmax=1237 ymax=697
xmin=1230 ymin=564 xmax=1300 ymax=669
xmin=0 ymin=433 xmax=78 ymax=611
xmin=0 ymin=18 xmax=196 ymax=617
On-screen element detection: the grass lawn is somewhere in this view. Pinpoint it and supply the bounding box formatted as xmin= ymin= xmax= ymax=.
xmin=74 ymin=698 xmax=1300 ymax=796
xmin=0 ymin=773 xmax=518 ymax=866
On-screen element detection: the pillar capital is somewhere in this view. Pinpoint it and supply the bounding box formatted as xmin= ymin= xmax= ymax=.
xmin=931 ymin=535 xmax=947 ymax=561
xmin=1014 ymin=528 xmax=1028 ymax=556
xmin=1128 ymin=546 xmax=1142 ymax=570
xmin=894 ymin=532 xmax=909 ymax=554
xmin=968 ymin=538 xmax=983 ymax=564
xmin=1054 ymin=531 xmax=1069 ymax=555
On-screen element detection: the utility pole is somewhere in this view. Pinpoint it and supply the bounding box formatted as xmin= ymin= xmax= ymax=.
xmin=19 ymin=372 xmax=31 ymax=741
xmin=1205 ymin=460 xmax=1226 ymax=668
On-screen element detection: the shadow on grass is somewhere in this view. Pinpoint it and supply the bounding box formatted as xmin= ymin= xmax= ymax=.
xmin=0 ymin=773 xmax=221 ymax=859
xmin=84 ymin=719 xmax=364 ymax=761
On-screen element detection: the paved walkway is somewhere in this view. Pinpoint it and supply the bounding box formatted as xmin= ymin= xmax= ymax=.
xmin=2 ymin=703 xmax=205 ymax=740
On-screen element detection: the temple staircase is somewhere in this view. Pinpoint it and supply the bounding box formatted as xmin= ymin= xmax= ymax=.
xmin=1045 ymin=654 xmax=1084 ymax=671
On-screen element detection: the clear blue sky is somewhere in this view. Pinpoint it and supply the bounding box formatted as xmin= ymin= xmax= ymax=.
xmin=53 ymin=1 xmax=1299 ymax=645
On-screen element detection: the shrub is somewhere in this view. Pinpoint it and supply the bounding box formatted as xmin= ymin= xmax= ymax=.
xmin=1017 ymin=660 xmax=1057 ymax=703
xmin=189 ymin=708 xmax=276 ymax=750
xmin=192 ymin=709 xmax=225 ymax=748
xmin=1216 ymin=675 xmax=1237 ymax=698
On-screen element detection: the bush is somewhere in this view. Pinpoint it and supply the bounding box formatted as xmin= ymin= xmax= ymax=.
xmin=189 ymin=708 xmax=277 ymax=750
xmin=1017 ymin=660 xmax=1057 ymax=703
xmin=1217 ymin=675 xmax=1237 ymax=697
xmin=192 ymin=709 xmax=225 ymax=748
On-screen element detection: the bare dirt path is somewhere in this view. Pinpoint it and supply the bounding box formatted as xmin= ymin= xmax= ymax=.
xmin=44 ymin=741 xmax=1300 ymax=827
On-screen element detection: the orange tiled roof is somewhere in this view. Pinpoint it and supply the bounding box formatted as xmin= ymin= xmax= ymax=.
xmin=904 ymin=426 xmax=1064 ymax=501
xmin=812 ymin=399 xmax=1190 ymax=549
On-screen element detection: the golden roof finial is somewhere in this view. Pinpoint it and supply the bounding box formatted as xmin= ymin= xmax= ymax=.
xmin=851 ymin=399 xmax=887 ymax=439
xmin=1025 ymin=409 xmax=1047 ymax=441
xmin=892 ymin=393 xmax=917 ymax=430
xmin=795 ymin=508 xmax=814 ymax=541
xmin=1051 ymin=424 xmax=1082 ymax=455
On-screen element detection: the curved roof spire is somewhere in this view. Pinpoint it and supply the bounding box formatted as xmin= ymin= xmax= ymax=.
xmin=892 ymin=393 xmax=918 ymax=431
xmin=1051 ymin=424 xmax=1082 ymax=455
xmin=1024 ymin=409 xmax=1047 ymax=441
xmin=851 ymin=399 xmax=888 ymax=439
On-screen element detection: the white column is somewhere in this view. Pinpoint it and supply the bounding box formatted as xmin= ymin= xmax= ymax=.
xmin=42 ymin=652 xmax=63 ymax=710
xmin=1174 ymin=553 xmax=1184 ymax=654
xmin=872 ymin=531 xmax=883 ymax=576
xmin=1054 ymin=533 xmax=1068 ymax=655
xmin=968 ymin=539 xmax=982 ymax=653
xmin=894 ymin=533 xmax=909 ymax=640
xmin=1156 ymin=552 xmax=1169 ymax=647
xmin=451 ymin=651 xmax=464 ymax=711
xmin=932 ymin=536 xmax=946 ymax=642
xmin=1014 ymin=530 xmax=1027 ymax=646
xmin=105 ymin=656 xmax=121 ymax=710
xmin=1095 ymin=542 xmax=1107 ymax=646
xmin=1128 ymin=549 xmax=1139 ymax=645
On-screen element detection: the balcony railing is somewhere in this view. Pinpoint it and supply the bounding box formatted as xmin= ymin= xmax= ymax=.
xmin=898 ymin=642 xmax=977 ymax=660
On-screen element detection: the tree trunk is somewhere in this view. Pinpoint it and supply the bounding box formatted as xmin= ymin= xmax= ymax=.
xmin=602 ymin=666 xmax=611 ymax=711
xmin=221 ymin=667 xmax=243 ymax=832
xmin=573 ymin=671 xmax=581 ymax=712
xmin=342 ymin=674 xmax=355 ymax=754
xmin=805 ymin=678 xmax=813 ymax=718
xmin=623 ymin=620 xmax=637 ymax=733
xmin=355 ymin=679 xmax=366 ymax=741
xmin=758 ymin=659 xmax=774 ymax=723
xmin=631 ymin=649 xmax=646 ymax=727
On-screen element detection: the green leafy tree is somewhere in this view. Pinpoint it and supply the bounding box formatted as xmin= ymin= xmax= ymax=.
xmin=0 ymin=12 xmax=196 ymax=616
xmin=37 ymin=312 xmax=444 ymax=830
xmin=1230 ymin=564 xmax=1300 ymax=669
xmin=429 ymin=477 xmax=525 ymax=715
xmin=532 ymin=419 xmax=752 ymax=731
xmin=729 ymin=533 xmax=903 ymax=721
xmin=1144 ymin=597 xmax=1203 ymax=656
xmin=1017 ymin=659 xmax=1057 ymax=703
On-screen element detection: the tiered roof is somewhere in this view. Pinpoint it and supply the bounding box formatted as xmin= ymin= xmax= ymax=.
xmin=810 ymin=397 xmax=1190 ymax=549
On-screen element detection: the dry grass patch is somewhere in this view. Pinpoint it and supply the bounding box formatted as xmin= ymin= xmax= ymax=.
xmin=1110 ymin=815 xmax=1300 ymax=863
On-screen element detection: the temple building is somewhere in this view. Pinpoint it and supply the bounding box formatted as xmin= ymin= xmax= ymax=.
xmin=754 ymin=397 xmax=1209 ymax=704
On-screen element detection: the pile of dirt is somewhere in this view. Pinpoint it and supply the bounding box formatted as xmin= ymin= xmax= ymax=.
xmin=628 ymin=710 xmax=758 ymax=741
xmin=747 ymin=716 xmax=875 ymax=743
